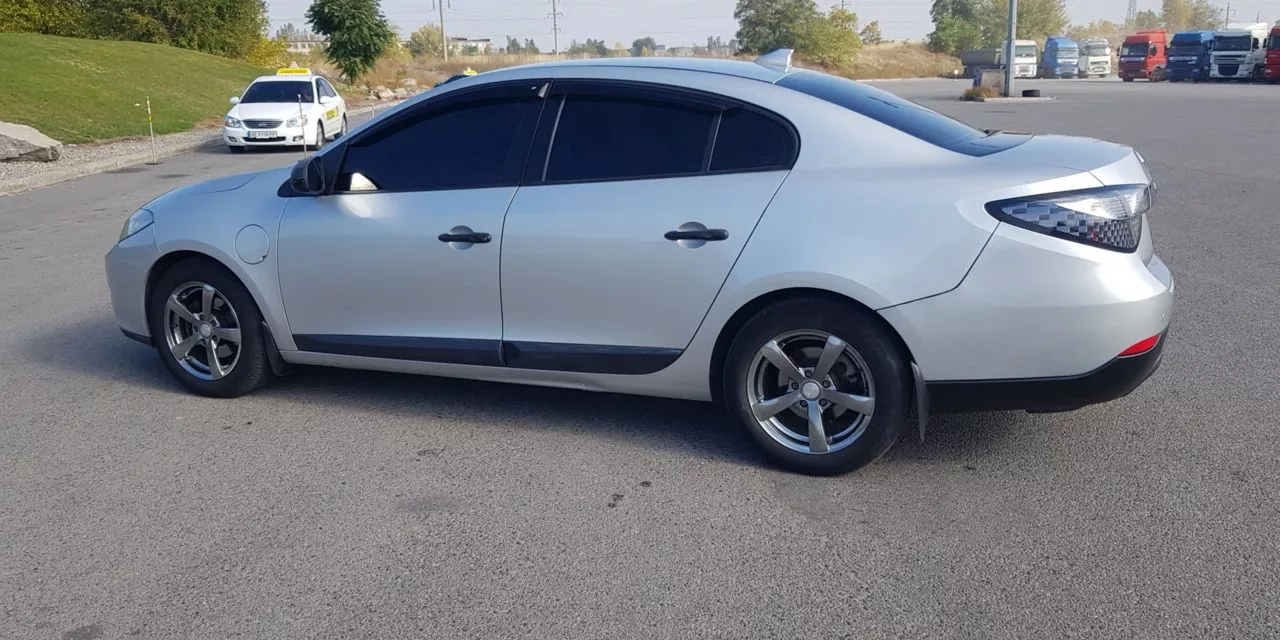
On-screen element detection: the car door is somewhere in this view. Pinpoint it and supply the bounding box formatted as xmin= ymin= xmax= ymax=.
xmin=278 ymin=81 xmax=546 ymax=365
xmin=316 ymin=78 xmax=342 ymax=130
xmin=499 ymin=80 xmax=797 ymax=373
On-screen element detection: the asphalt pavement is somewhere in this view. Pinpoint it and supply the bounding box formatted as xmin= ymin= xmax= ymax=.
xmin=2 ymin=79 xmax=1278 ymax=640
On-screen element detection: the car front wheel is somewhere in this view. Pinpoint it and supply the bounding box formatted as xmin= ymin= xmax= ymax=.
xmin=723 ymin=299 xmax=911 ymax=476
xmin=148 ymin=258 xmax=273 ymax=398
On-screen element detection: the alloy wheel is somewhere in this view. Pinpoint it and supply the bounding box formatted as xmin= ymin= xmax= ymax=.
xmin=745 ymin=330 xmax=876 ymax=455
xmin=163 ymin=282 xmax=242 ymax=381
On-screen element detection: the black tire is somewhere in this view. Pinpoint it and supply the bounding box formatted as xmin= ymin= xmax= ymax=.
xmin=722 ymin=298 xmax=911 ymax=476
xmin=336 ymin=115 xmax=348 ymax=138
xmin=148 ymin=257 xmax=273 ymax=398
xmin=1122 ymin=76 xmax=1134 ymax=82
xmin=313 ymin=123 xmax=325 ymax=150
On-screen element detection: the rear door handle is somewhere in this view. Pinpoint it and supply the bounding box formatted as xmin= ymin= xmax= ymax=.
xmin=438 ymin=231 xmax=492 ymax=244
xmin=664 ymin=228 xmax=729 ymax=242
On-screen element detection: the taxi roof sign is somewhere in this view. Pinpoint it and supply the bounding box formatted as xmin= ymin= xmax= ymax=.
xmin=463 ymin=67 xmax=478 ymax=76
xmin=276 ymin=67 xmax=311 ymax=75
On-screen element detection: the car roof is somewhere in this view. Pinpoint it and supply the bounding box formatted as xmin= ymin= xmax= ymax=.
xmin=491 ymin=56 xmax=792 ymax=84
xmin=251 ymin=74 xmax=322 ymax=83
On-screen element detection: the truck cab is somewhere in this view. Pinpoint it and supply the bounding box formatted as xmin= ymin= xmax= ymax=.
xmin=1266 ymin=22 xmax=1280 ymax=83
xmin=1077 ymin=38 xmax=1113 ymax=78
xmin=1039 ymin=37 xmax=1080 ymax=78
xmin=1211 ymin=22 xmax=1269 ymax=80
xmin=1007 ymin=39 xmax=1039 ymax=78
xmin=1166 ymin=30 xmax=1215 ymax=82
xmin=1119 ymin=29 xmax=1169 ymax=82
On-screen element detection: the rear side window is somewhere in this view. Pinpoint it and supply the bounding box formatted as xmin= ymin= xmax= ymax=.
xmin=710 ymin=108 xmax=793 ymax=172
xmin=545 ymin=95 xmax=715 ymax=182
xmin=339 ymin=97 xmax=530 ymax=192
xmin=777 ymin=71 xmax=1028 ymax=157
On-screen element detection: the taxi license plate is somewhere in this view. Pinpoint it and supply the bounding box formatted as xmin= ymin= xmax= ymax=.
xmin=246 ymin=130 xmax=276 ymax=139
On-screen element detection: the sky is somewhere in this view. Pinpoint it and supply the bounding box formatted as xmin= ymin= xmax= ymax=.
xmin=266 ymin=1 xmax=1278 ymax=50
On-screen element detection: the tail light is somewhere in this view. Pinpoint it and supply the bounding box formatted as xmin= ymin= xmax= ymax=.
xmin=985 ymin=184 xmax=1151 ymax=252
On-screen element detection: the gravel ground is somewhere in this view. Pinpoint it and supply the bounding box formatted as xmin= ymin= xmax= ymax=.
xmin=0 ymin=127 xmax=219 ymax=183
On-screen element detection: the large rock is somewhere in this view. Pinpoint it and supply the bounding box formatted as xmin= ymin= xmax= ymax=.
xmin=393 ymin=87 xmax=409 ymax=99
xmin=374 ymin=86 xmax=395 ymax=100
xmin=400 ymin=77 xmax=418 ymax=89
xmin=0 ymin=122 xmax=63 ymax=162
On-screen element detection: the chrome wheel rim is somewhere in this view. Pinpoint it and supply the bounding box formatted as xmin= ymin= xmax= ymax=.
xmin=745 ymin=330 xmax=875 ymax=455
xmin=163 ymin=282 xmax=242 ymax=381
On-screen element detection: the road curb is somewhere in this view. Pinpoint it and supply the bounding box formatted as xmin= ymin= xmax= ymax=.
xmin=0 ymin=105 xmax=383 ymax=198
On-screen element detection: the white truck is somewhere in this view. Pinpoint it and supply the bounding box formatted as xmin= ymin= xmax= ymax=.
xmin=1009 ymin=39 xmax=1039 ymax=78
xmin=1211 ymin=22 xmax=1269 ymax=80
xmin=1077 ymin=38 xmax=1113 ymax=78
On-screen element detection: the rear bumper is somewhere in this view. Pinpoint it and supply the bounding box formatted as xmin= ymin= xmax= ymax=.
xmin=928 ymin=331 xmax=1166 ymax=413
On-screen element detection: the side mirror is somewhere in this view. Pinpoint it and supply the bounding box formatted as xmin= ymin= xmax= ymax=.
xmin=229 ymin=96 xmax=240 ymax=106
xmin=290 ymin=156 xmax=325 ymax=195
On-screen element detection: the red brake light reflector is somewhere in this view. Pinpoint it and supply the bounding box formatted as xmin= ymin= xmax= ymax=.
xmin=1119 ymin=334 xmax=1161 ymax=357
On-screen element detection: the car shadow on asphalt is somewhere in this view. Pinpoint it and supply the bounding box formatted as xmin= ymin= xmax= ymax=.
xmin=25 ymin=315 xmax=1028 ymax=472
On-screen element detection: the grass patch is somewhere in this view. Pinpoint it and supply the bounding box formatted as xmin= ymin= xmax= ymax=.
xmin=0 ymin=33 xmax=268 ymax=143
xmin=845 ymin=43 xmax=962 ymax=80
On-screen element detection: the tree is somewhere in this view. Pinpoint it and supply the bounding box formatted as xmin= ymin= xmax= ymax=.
xmin=1187 ymin=0 xmax=1222 ymax=29
xmin=1067 ymin=19 xmax=1125 ymax=46
xmin=630 ymin=36 xmax=658 ymax=56
xmin=796 ymin=6 xmax=861 ymax=68
xmin=567 ymin=38 xmax=608 ymax=56
xmin=1133 ymin=9 xmax=1162 ymax=30
xmin=1162 ymin=0 xmax=1192 ymax=32
xmin=611 ymin=41 xmax=628 ymax=56
xmin=733 ymin=0 xmax=818 ymax=54
xmin=524 ymin=38 xmax=540 ymax=54
xmin=0 ymin=0 xmax=90 ymax=36
xmin=86 ymin=0 xmax=268 ymax=59
xmin=407 ymin=23 xmax=443 ymax=58
xmin=505 ymin=35 xmax=523 ymax=54
xmin=973 ymin=0 xmax=1068 ymax=47
xmin=306 ymin=0 xmax=395 ymax=81
xmin=860 ymin=20 xmax=883 ymax=45
xmin=928 ymin=0 xmax=984 ymax=53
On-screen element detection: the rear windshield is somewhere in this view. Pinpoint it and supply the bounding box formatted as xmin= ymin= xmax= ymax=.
xmin=775 ymin=70 xmax=1029 ymax=157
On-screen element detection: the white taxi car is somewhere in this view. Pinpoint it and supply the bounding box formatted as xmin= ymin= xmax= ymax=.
xmin=223 ymin=68 xmax=347 ymax=153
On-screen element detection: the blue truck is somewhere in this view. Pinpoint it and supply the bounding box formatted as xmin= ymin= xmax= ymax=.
xmin=1166 ymin=30 xmax=1216 ymax=82
xmin=1039 ymin=37 xmax=1080 ymax=78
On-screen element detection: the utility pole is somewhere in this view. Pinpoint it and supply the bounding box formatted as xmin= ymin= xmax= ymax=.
xmin=548 ymin=0 xmax=562 ymax=56
xmin=1224 ymin=1 xmax=1230 ymax=29
xmin=1125 ymin=0 xmax=1138 ymax=28
xmin=1004 ymin=0 xmax=1017 ymax=97
xmin=435 ymin=0 xmax=450 ymax=62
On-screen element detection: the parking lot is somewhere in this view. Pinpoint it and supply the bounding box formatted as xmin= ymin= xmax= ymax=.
xmin=2 ymin=77 xmax=1278 ymax=639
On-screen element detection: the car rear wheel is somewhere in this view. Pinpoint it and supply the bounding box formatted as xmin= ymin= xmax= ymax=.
xmin=723 ymin=299 xmax=911 ymax=476
xmin=148 ymin=258 xmax=273 ymax=398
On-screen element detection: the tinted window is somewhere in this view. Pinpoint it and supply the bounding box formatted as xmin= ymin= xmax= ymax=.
xmin=710 ymin=108 xmax=793 ymax=172
xmin=242 ymin=81 xmax=314 ymax=103
xmin=317 ymin=79 xmax=334 ymax=98
xmin=777 ymin=70 xmax=1028 ymax=157
xmin=339 ymin=97 xmax=529 ymax=192
xmin=546 ymin=95 xmax=714 ymax=182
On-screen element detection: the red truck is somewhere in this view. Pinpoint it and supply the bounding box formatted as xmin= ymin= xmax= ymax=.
xmin=1265 ymin=22 xmax=1280 ymax=83
xmin=1119 ymin=29 xmax=1170 ymax=82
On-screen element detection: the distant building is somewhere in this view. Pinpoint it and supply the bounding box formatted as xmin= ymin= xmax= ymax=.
xmin=284 ymin=39 xmax=324 ymax=54
xmin=667 ymin=46 xmax=696 ymax=57
xmin=448 ymin=37 xmax=492 ymax=54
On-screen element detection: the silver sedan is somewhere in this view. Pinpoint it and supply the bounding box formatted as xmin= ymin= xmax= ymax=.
xmin=106 ymin=51 xmax=1173 ymax=475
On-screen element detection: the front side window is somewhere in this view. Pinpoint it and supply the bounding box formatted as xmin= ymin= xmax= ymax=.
xmin=545 ymin=95 xmax=715 ymax=182
xmin=339 ymin=97 xmax=531 ymax=192
xmin=241 ymin=81 xmax=314 ymax=103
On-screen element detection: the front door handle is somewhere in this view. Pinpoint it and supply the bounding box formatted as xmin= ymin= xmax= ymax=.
xmin=438 ymin=229 xmax=492 ymax=244
xmin=664 ymin=228 xmax=729 ymax=242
